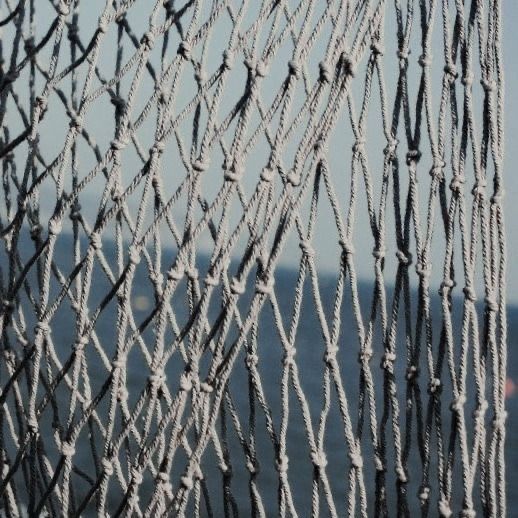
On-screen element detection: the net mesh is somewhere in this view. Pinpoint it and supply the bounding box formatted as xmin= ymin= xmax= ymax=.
xmin=0 ymin=0 xmax=507 ymax=516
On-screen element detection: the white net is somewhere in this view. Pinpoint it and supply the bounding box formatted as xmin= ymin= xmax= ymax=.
xmin=0 ymin=0 xmax=507 ymax=516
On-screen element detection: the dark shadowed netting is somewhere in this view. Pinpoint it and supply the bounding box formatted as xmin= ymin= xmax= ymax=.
xmin=0 ymin=0 xmax=507 ymax=516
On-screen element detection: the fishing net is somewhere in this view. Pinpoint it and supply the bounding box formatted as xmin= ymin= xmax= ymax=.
xmin=0 ymin=0 xmax=507 ymax=516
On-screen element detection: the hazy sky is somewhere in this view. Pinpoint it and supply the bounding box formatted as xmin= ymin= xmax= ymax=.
xmin=2 ymin=0 xmax=516 ymax=301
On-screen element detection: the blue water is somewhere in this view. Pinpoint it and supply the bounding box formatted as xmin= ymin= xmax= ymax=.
xmin=2 ymin=235 xmax=516 ymax=516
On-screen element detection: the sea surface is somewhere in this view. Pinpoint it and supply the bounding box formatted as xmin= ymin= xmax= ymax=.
xmin=2 ymin=236 xmax=517 ymax=516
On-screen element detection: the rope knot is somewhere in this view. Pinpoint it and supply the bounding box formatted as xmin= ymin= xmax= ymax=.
xmin=430 ymin=159 xmax=446 ymax=178
xmin=58 ymin=1 xmax=71 ymax=16
xmin=246 ymin=458 xmax=260 ymax=475
xmin=200 ymin=381 xmax=213 ymax=393
xmin=493 ymin=410 xmax=508 ymax=430
xmin=177 ymin=41 xmax=192 ymax=60
xmin=471 ymin=178 xmax=487 ymax=196
xmin=224 ymin=162 xmax=244 ymax=182
xmin=132 ymin=467 xmax=143 ymax=485
xmin=244 ymin=58 xmax=268 ymax=78
xmin=128 ymin=246 xmax=141 ymax=265
xmin=370 ymin=42 xmax=385 ymax=56
xmin=450 ymin=395 xmax=467 ymax=413
xmin=110 ymin=95 xmax=126 ymax=112
xmin=256 ymin=276 xmax=274 ymax=295
xmin=372 ymin=246 xmax=386 ymax=260
xmin=418 ymin=485 xmax=431 ymax=504
xmin=158 ymin=471 xmax=169 ymax=483
xmin=443 ymin=63 xmax=458 ymax=80
xmin=463 ymin=286 xmax=477 ymax=303
xmin=461 ymin=72 xmax=474 ymax=87
xmin=112 ymin=358 xmax=125 ymax=370
xmin=255 ymin=60 xmax=268 ymax=78
xmin=185 ymin=266 xmax=199 ymax=281
xmin=339 ymin=239 xmax=355 ymax=257
xmin=352 ymin=138 xmax=366 ymax=154
xmin=348 ymin=451 xmax=363 ymax=469
xmin=395 ymin=465 xmax=407 ymax=483
xmin=4 ymin=69 xmax=19 ymax=85
xmin=230 ymin=277 xmax=246 ymax=295
xmin=416 ymin=263 xmax=431 ymax=280
xmin=222 ymin=50 xmax=234 ymax=70
xmin=341 ymin=53 xmax=356 ymax=77
xmin=3 ymin=151 xmax=14 ymax=163
xmin=111 ymin=137 xmax=129 ymax=151
xmin=311 ymin=450 xmax=328 ymax=469
xmin=358 ymin=348 xmax=373 ymax=363
xmin=406 ymin=149 xmax=421 ymax=165
xmin=324 ymin=345 xmax=338 ymax=365
xmin=163 ymin=0 xmax=175 ymax=16
xmin=381 ymin=352 xmax=396 ymax=370
xmin=179 ymin=373 xmax=193 ymax=392
xmin=245 ymin=353 xmax=259 ymax=369
xmin=35 ymin=95 xmax=48 ymax=112
xmin=168 ymin=264 xmax=185 ymax=281
xmin=192 ymin=158 xmax=210 ymax=172
xmin=449 ymin=175 xmax=465 ymax=193
xmin=428 ymin=378 xmax=442 ymax=395
xmin=491 ymin=189 xmax=505 ymax=206
xmin=383 ymin=138 xmax=398 ymax=158
xmin=140 ymin=30 xmax=156 ymax=50
xmin=30 ymin=224 xmax=42 ymax=239
xmin=204 ymin=273 xmax=219 ymax=287
xmin=396 ymin=249 xmax=412 ymax=266
xmin=148 ymin=371 xmax=166 ymax=389
xmin=193 ymin=463 xmax=204 ymax=481
xmin=219 ymin=461 xmax=230 ymax=475
xmin=276 ymin=455 xmax=289 ymax=473
xmin=313 ymin=137 xmax=328 ymax=155
xmin=97 ymin=17 xmax=109 ymax=34
xmin=151 ymin=140 xmax=165 ymax=156
xmin=299 ymin=239 xmax=315 ymax=257
xmin=27 ymin=417 xmax=39 ymax=434
xmin=61 ymin=441 xmax=75 ymax=457
xmin=406 ymin=365 xmax=419 ymax=381
xmin=460 ymin=508 xmax=476 ymax=518
xmin=439 ymin=278 xmax=456 ymax=295
xmin=284 ymin=348 xmax=297 ymax=366
xmin=288 ymin=60 xmax=301 ymax=79
xmin=473 ymin=400 xmax=488 ymax=419
xmin=101 ymin=457 xmax=114 ymax=476
xmin=35 ymin=321 xmax=51 ymax=335
xmin=397 ymin=49 xmax=410 ymax=68
xmin=73 ymin=335 xmax=89 ymax=352
xmin=48 ymin=218 xmax=63 ymax=236
xmin=194 ymin=68 xmax=207 ymax=84
xmin=480 ymin=78 xmax=497 ymax=92
xmin=319 ymin=61 xmax=332 ymax=83
xmin=418 ymin=54 xmax=432 ymax=68
xmin=2 ymin=299 xmax=14 ymax=313
xmin=117 ymin=386 xmax=129 ymax=402
xmin=24 ymin=37 xmax=36 ymax=53
xmin=484 ymin=295 xmax=498 ymax=312
xmin=438 ymin=499 xmax=453 ymax=517
xmin=374 ymin=455 xmax=385 ymax=472
xmin=397 ymin=49 xmax=410 ymax=61
xmin=286 ymin=170 xmax=300 ymax=186
xmin=69 ymin=204 xmax=82 ymax=221
xmin=150 ymin=271 xmax=164 ymax=287
xmin=260 ymin=167 xmax=274 ymax=182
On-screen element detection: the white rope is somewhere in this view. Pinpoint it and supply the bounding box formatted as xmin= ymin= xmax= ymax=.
xmin=0 ymin=0 xmax=506 ymax=516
